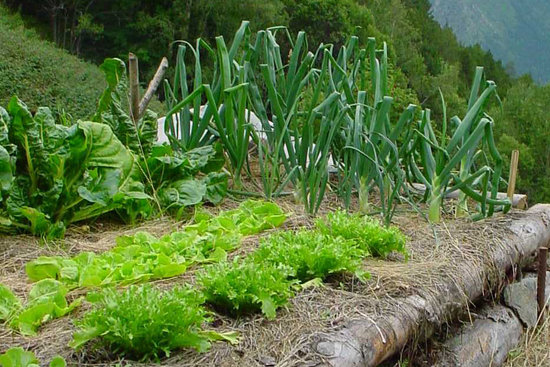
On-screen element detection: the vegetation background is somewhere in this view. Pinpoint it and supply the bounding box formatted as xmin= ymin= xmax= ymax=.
xmin=1 ymin=0 xmax=548 ymax=204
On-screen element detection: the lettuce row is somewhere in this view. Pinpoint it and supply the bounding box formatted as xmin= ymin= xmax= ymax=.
xmin=70 ymin=210 xmax=406 ymax=359
xmin=24 ymin=200 xmax=287 ymax=288
xmin=197 ymin=211 xmax=406 ymax=319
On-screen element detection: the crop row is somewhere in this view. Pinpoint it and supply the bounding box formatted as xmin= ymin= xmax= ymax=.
xmin=0 ymin=200 xmax=285 ymax=336
xmin=163 ymin=22 xmax=511 ymax=223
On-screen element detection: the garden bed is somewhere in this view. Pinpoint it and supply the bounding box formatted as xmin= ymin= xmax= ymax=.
xmin=2 ymin=195 xmax=545 ymax=367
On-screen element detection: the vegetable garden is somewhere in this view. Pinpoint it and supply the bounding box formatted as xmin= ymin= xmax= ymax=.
xmin=1 ymin=21 xmax=548 ymax=367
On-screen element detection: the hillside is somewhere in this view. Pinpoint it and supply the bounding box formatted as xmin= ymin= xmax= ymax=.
xmin=0 ymin=5 xmax=105 ymax=117
xmin=430 ymin=0 xmax=550 ymax=84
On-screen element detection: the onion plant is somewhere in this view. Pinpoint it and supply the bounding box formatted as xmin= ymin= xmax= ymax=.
xmin=244 ymin=28 xmax=352 ymax=214
xmin=336 ymin=39 xmax=417 ymax=225
xmin=403 ymin=67 xmax=510 ymax=222
xmin=163 ymin=22 xmax=253 ymax=188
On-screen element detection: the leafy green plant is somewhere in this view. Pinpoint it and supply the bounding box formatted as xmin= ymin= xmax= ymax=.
xmin=0 ymin=284 xmax=21 ymax=322
xmin=11 ymin=279 xmax=81 ymax=335
xmin=316 ymin=210 xmax=407 ymax=258
xmin=197 ymin=257 xmax=295 ymax=319
xmin=70 ymin=285 xmax=232 ymax=361
xmin=0 ymin=96 xmax=145 ymax=238
xmin=403 ymin=67 xmax=511 ymax=222
xmin=145 ymin=144 xmax=228 ymax=217
xmin=0 ymin=347 xmax=66 ymax=367
xmin=188 ymin=199 xmax=287 ymax=236
xmin=253 ymin=230 xmax=369 ymax=282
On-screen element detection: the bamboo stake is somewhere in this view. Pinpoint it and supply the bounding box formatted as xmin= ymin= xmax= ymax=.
xmin=139 ymin=57 xmax=169 ymax=118
xmin=128 ymin=53 xmax=140 ymax=122
xmin=507 ymin=149 xmax=519 ymax=202
xmin=537 ymin=246 xmax=548 ymax=322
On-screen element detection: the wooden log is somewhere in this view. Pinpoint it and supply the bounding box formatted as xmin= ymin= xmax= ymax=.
xmin=311 ymin=204 xmax=550 ymax=367
xmin=128 ymin=52 xmax=140 ymax=122
xmin=432 ymin=305 xmax=523 ymax=367
xmin=410 ymin=183 xmax=528 ymax=209
xmin=139 ymin=57 xmax=169 ymax=118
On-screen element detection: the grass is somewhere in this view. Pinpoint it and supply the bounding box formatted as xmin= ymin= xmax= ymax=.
xmin=506 ymin=318 xmax=550 ymax=367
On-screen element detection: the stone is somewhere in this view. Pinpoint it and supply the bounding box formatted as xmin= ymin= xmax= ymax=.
xmin=503 ymin=271 xmax=550 ymax=327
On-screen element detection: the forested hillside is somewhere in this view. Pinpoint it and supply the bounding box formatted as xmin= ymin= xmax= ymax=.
xmin=2 ymin=0 xmax=549 ymax=203
xmin=0 ymin=4 xmax=104 ymax=117
xmin=430 ymin=0 xmax=550 ymax=84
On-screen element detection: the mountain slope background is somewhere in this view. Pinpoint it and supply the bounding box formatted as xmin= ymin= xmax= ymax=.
xmin=430 ymin=0 xmax=550 ymax=84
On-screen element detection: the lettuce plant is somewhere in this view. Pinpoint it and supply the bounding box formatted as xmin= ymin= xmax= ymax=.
xmin=70 ymin=285 xmax=220 ymax=361
xmin=316 ymin=210 xmax=407 ymax=258
xmin=0 ymin=347 xmax=66 ymax=367
xmin=0 ymin=284 xmax=21 ymax=321
xmin=197 ymin=258 xmax=295 ymax=319
xmin=11 ymin=279 xmax=81 ymax=335
xmin=253 ymin=230 xmax=369 ymax=282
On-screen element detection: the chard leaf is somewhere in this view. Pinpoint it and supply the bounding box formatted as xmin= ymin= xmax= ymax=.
xmin=202 ymin=172 xmax=228 ymax=205
xmin=0 ymin=145 xmax=13 ymax=194
xmin=159 ymin=179 xmax=207 ymax=209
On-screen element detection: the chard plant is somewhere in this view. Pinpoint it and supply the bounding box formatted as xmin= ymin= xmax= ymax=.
xmin=404 ymin=67 xmax=510 ymax=222
xmin=0 ymin=97 xmax=143 ymax=238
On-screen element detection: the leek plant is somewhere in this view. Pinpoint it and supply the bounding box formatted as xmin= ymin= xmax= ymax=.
xmin=403 ymin=67 xmax=510 ymax=222
xmin=246 ymin=28 xmax=352 ymax=214
xmin=163 ymin=22 xmax=253 ymax=188
xmin=336 ymin=39 xmax=417 ymax=225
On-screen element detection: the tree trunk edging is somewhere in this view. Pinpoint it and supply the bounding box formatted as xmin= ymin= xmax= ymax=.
xmin=311 ymin=204 xmax=550 ymax=367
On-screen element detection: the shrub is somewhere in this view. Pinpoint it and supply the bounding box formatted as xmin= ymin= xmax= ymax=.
xmin=70 ymin=285 xmax=213 ymax=361
xmin=197 ymin=258 xmax=295 ymax=319
xmin=253 ymin=230 xmax=369 ymax=282
xmin=316 ymin=210 xmax=407 ymax=258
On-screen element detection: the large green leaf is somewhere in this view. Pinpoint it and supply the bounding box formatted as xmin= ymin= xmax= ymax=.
xmin=0 ymin=347 xmax=39 ymax=367
xmin=0 ymin=284 xmax=21 ymax=321
xmin=93 ymin=58 xmax=157 ymax=154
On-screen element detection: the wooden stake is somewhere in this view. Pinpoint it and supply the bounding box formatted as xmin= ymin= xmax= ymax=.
xmin=128 ymin=53 xmax=140 ymax=122
xmin=507 ymin=149 xmax=519 ymax=201
xmin=139 ymin=57 xmax=169 ymax=118
xmin=537 ymin=246 xmax=548 ymax=322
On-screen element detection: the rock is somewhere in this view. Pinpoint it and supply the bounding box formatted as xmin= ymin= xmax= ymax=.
xmin=433 ymin=305 xmax=523 ymax=367
xmin=503 ymin=271 xmax=550 ymax=327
